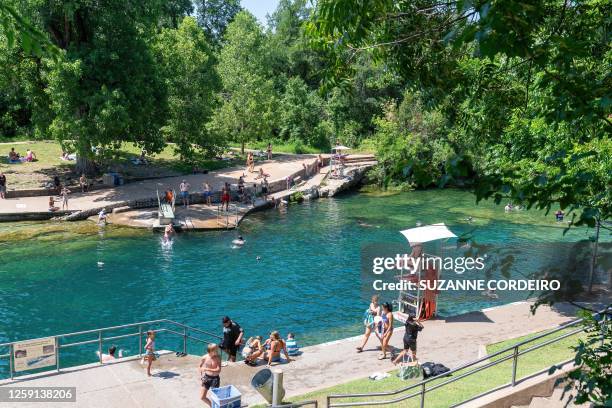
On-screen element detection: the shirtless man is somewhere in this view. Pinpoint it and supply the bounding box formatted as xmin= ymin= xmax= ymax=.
xmin=198 ymin=344 xmax=222 ymax=406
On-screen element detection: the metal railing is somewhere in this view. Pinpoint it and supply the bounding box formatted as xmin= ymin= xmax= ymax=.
xmin=0 ymin=319 xmax=223 ymax=381
xmin=327 ymin=307 xmax=610 ymax=407
xmin=269 ymin=401 xmax=318 ymax=408
xmin=217 ymin=203 xmax=239 ymax=228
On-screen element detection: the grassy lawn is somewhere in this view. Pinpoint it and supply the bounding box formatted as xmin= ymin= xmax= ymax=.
xmin=0 ymin=141 xmax=241 ymax=189
xmin=266 ymin=327 xmax=582 ymax=408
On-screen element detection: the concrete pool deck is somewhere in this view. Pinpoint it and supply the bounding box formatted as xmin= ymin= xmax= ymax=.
xmin=0 ymin=154 xmax=323 ymax=215
xmin=0 ymin=301 xmax=584 ymax=407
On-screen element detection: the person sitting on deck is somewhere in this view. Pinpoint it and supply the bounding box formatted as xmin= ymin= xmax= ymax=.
xmin=97 ymin=345 xmax=123 ymax=363
xmin=79 ymin=173 xmax=88 ymax=192
xmin=285 ymin=333 xmax=300 ymax=357
xmin=255 ymin=167 xmax=270 ymax=180
xmin=48 ymin=196 xmax=57 ymax=212
xmin=265 ymin=331 xmax=291 ymax=367
xmin=243 ymin=336 xmax=264 ymax=366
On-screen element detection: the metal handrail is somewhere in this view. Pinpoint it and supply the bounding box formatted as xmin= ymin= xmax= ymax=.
xmin=217 ymin=202 xmax=238 ymax=228
xmin=270 ymin=401 xmax=318 ymax=408
xmin=0 ymin=319 xmax=224 ymax=380
xmin=327 ymin=306 xmax=610 ymax=407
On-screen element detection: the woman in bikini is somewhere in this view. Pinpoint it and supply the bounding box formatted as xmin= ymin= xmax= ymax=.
xmin=379 ymin=302 xmax=394 ymax=360
xmin=356 ymin=295 xmax=382 ymax=353
xmin=266 ymin=331 xmax=291 ymax=367
xmin=199 ymin=343 xmax=222 ymax=406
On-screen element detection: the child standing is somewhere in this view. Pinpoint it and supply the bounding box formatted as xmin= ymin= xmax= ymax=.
xmin=144 ymin=330 xmax=156 ymax=376
xmin=199 ymin=343 xmax=222 ymax=406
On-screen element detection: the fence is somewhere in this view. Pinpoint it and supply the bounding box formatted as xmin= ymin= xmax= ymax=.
xmin=327 ymin=307 xmax=610 ymax=407
xmin=0 ymin=319 xmax=223 ymax=381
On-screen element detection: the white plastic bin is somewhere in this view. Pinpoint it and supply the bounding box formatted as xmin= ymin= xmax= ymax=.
xmin=209 ymin=385 xmax=241 ymax=408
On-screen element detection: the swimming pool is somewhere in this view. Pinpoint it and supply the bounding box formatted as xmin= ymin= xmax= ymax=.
xmin=0 ymin=189 xmax=605 ymax=374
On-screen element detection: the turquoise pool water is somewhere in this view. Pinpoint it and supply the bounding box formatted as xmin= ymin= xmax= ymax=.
xmin=0 ymin=189 xmax=605 ymax=374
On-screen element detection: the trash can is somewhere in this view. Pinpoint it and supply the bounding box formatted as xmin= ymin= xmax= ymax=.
xmin=251 ymin=369 xmax=285 ymax=403
xmin=209 ymin=385 xmax=241 ymax=408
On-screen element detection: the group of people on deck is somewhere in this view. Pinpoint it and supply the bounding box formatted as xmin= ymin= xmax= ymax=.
xmin=357 ymin=295 xmax=424 ymax=364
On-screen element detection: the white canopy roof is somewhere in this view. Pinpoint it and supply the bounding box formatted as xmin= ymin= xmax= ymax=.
xmin=400 ymin=223 xmax=457 ymax=245
xmin=332 ymin=145 xmax=351 ymax=151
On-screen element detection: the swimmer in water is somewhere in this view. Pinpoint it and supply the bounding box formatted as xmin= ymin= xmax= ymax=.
xmin=233 ymin=236 xmax=245 ymax=246
xmin=482 ymin=289 xmax=499 ymax=299
xmin=164 ymin=224 xmax=175 ymax=240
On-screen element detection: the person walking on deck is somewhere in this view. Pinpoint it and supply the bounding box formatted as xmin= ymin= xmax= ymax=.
xmin=199 ymin=343 xmax=222 ymax=407
xmin=357 ymin=295 xmax=383 ymax=353
xmin=393 ymin=314 xmax=423 ymax=364
xmin=379 ymin=302 xmax=394 ymax=360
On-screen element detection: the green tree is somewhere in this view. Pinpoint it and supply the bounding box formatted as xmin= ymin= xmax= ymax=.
xmin=309 ymin=0 xmax=611 ymax=225
xmin=38 ymin=0 xmax=167 ymax=174
xmin=154 ymin=17 xmax=221 ymax=160
xmin=211 ymin=11 xmax=277 ymax=153
xmin=279 ymin=77 xmax=328 ymax=148
xmin=195 ymin=0 xmax=241 ymax=43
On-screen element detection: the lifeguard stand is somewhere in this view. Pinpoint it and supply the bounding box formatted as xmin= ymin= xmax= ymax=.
xmin=395 ymin=223 xmax=457 ymax=322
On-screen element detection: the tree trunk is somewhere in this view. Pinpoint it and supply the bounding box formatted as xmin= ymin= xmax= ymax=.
xmin=76 ymin=154 xmax=97 ymax=176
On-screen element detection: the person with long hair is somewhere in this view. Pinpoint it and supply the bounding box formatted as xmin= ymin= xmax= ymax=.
xmin=266 ymin=331 xmax=291 ymax=367
xmin=356 ymin=295 xmax=382 ymax=353
xmin=199 ymin=343 xmax=222 ymax=406
xmin=379 ymin=302 xmax=394 ymax=360
xmin=144 ymin=330 xmax=156 ymax=376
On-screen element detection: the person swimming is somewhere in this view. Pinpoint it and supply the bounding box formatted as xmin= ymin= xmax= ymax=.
xmin=164 ymin=224 xmax=175 ymax=241
xmin=232 ymin=236 xmax=245 ymax=246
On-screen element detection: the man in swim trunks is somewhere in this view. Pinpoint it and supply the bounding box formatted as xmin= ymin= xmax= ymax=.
xmin=221 ymin=316 xmax=243 ymax=362
xmin=179 ymin=180 xmax=190 ymax=208
xmin=221 ymin=184 xmax=230 ymax=211
xmin=199 ymin=343 xmax=222 ymax=406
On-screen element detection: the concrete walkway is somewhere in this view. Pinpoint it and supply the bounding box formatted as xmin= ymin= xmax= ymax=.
xmin=0 ymin=302 xmax=581 ymax=407
xmin=0 ymin=155 xmax=321 ymax=215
